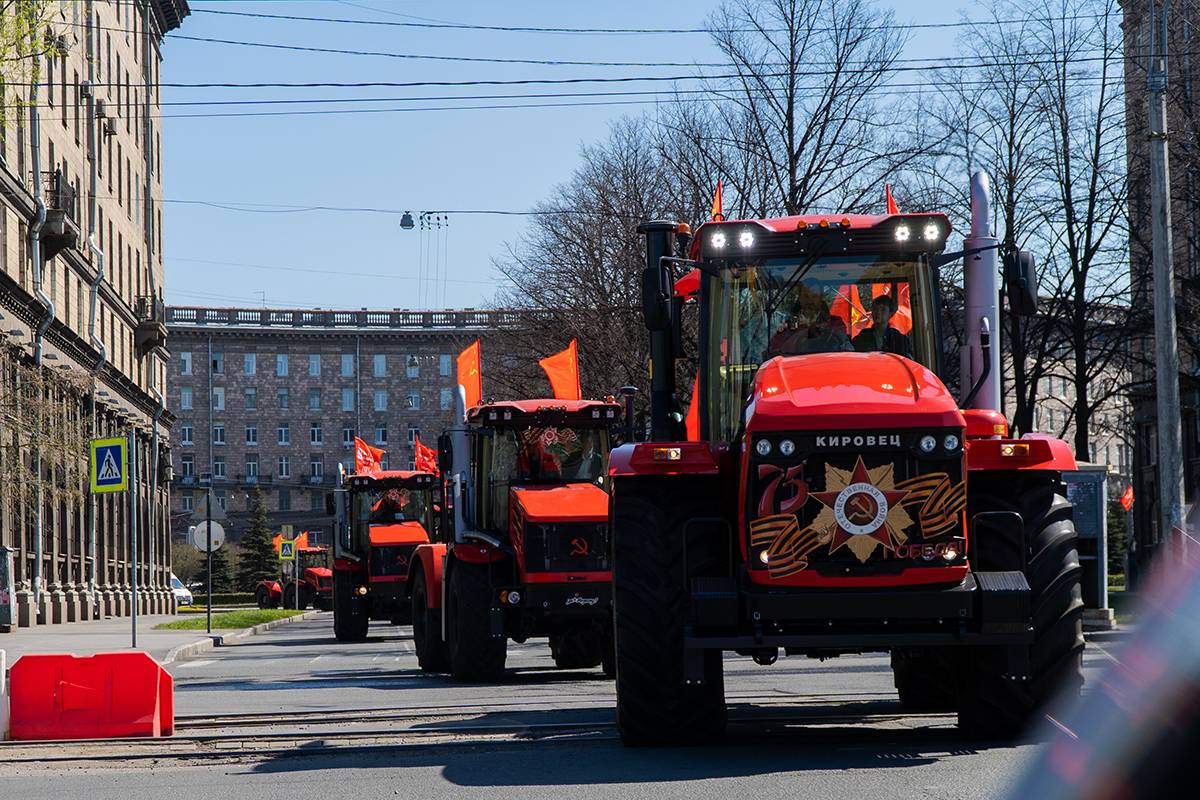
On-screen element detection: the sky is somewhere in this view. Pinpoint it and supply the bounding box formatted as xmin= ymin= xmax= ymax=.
xmin=161 ymin=0 xmax=970 ymax=311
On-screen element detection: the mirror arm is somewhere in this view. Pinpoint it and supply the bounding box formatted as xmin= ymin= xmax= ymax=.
xmin=931 ymin=242 xmax=1003 ymax=269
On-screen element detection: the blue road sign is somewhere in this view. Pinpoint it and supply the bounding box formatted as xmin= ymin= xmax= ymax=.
xmin=90 ymin=437 xmax=127 ymax=493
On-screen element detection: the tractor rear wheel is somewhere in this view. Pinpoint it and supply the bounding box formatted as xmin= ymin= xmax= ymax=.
xmin=958 ymin=473 xmax=1085 ymax=738
xmin=550 ymin=627 xmax=604 ymax=670
xmin=891 ymin=647 xmax=957 ymax=710
xmin=412 ymin=569 xmax=449 ymax=673
xmin=447 ymin=559 xmax=507 ymax=681
xmin=333 ymin=573 xmax=370 ymax=642
xmin=256 ymin=587 xmax=277 ymax=610
xmin=612 ymin=478 xmax=727 ymax=746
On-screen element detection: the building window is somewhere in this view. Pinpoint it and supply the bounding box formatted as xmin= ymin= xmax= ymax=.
xmin=407 ymin=356 xmax=420 ymax=379
xmin=211 ymin=386 xmax=225 ymax=411
xmin=276 ymin=353 xmax=289 ymax=376
xmin=182 ymin=492 xmax=194 ymax=512
xmin=245 ymin=425 xmax=258 ymax=445
xmin=309 ymin=354 xmax=321 ymax=376
xmin=440 ymin=387 xmax=452 ymax=410
xmin=373 ymin=354 xmax=387 ymax=377
xmin=180 ymin=387 xmax=193 ymax=410
xmin=375 ymin=427 xmax=388 ymax=445
xmin=308 ymin=389 xmax=321 ymax=410
xmin=343 ymin=427 xmax=355 ymax=448
xmin=213 ymin=456 xmax=226 ymax=479
xmin=215 ymin=490 xmax=227 ymax=511
xmin=408 ymin=425 xmax=419 ymax=445
xmin=181 ymin=454 xmax=194 ymax=477
xmin=243 ymin=353 xmax=256 ymax=374
xmin=439 ymin=354 xmax=451 ymax=377
xmin=310 ymin=458 xmax=324 ymax=479
xmin=310 ymin=423 xmax=323 ymax=445
xmin=311 ymin=492 xmax=323 ymax=511
xmin=244 ymin=387 xmax=257 ymax=410
xmin=246 ymin=456 xmax=258 ymax=478
xmin=181 ymin=423 xmax=194 ymax=445
xmin=278 ymin=488 xmax=291 ymax=511
xmin=341 ymin=354 xmax=354 ymax=377
xmin=407 ymin=390 xmax=421 ymax=410
xmin=211 ymin=352 xmax=224 ymax=374
xmin=277 ymin=388 xmax=290 ymax=409
xmin=180 ymin=351 xmax=192 ymax=375
xmin=212 ymin=424 xmax=225 ymax=445
xmin=374 ymin=390 xmax=388 ymax=412
xmin=278 ymin=423 xmax=290 ymax=445
xmin=342 ymin=388 xmax=355 ymax=412
xmin=278 ymin=457 xmax=291 ymax=479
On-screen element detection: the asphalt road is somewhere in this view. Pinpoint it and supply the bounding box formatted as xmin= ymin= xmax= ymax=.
xmin=0 ymin=613 xmax=1116 ymax=798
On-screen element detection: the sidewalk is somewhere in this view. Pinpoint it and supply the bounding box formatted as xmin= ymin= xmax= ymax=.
xmin=0 ymin=615 xmax=208 ymax=666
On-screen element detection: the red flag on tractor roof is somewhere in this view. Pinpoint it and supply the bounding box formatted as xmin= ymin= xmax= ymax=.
xmin=711 ymin=178 xmax=724 ymax=221
xmin=457 ymin=339 xmax=483 ymax=410
xmin=1119 ymin=485 xmax=1134 ymax=512
xmin=414 ymin=434 xmax=440 ymax=476
xmin=354 ymin=436 xmax=385 ymax=476
xmin=539 ymin=339 xmax=582 ymax=401
xmin=273 ymin=531 xmax=310 ymax=552
xmin=885 ymin=183 xmax=900 ymax=214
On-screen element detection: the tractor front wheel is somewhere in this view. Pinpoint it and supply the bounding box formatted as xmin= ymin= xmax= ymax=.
xmin=447 ymin=559 xmax=507 ymax=682
xmin=333 ymin=574 xmax=370 ymax=642
xmin=550 ymin=627 xmax=604 ymax=670
xmin=891 ymin=647 xmax=957 ymax=710
xmin=412 ymin=569 xmax=450 ymax=673
xmin=256 ymin=586 xmax=277 ymax=610
xmin=612 ymin=478 xmax=727 ymax=746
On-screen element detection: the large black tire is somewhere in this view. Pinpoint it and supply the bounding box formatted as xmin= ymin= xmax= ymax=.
xmin=256 ymin=586 xmax=277 ymax=610
xmin=891 ymin=647 xmax=957 ymax=710
xmin=550 ymin=628 xmax=604 ymax=669
xmin=333 ymin=573 xmax=370 ymax=642
xmin=612 ymin=478 xmax=727 ymax=746
xmin=412 ymin=569 xmax=450 ymax=673
xmin=958 ymin=473 xmax=1085 ymax=738
xmin=447 ymin=559 xmax=507 ymax=681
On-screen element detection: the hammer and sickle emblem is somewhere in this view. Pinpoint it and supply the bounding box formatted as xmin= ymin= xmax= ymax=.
xmin=569 ymin=537 xmax=590 ymax=557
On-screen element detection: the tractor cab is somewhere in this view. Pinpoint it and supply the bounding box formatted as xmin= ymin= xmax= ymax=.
xmin=329 ymin=470 xmax=437 ymax=641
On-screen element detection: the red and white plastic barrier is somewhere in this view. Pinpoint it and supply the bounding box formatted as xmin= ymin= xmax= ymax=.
xmin=7 ymin=651 xmax=174 ymax=740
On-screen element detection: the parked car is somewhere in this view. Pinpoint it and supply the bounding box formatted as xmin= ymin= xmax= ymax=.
xmin=171 ymin=573 xmax=193 ymax=607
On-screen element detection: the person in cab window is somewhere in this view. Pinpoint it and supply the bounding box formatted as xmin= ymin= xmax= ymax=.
xmin=853 ymin=293 xmax=912 ymax=358
xmin=803 ymin=314 xmax=854 ymax=354
xmin=768 ymin=314 xmax=807 ymax=356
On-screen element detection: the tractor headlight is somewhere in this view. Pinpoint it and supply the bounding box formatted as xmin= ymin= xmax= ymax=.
xmin=355 ymin=585 xmax=368 ymax=596
xmin=710 ymin=231 xmax=727 ymax=249
xmin=779 ymin=439 xmax=795 ymax=456
xmin=918 ymin=435 xmax=937 ymax=453
xmin=739 ymin=230 xmax=755 ymax=248
xmin=507 ymin=590 xmax=522 ymax=605
xmin=895 ymin=224 xmax=911 ymax=242
xmin=943 ymin=434 xmax=960 ymax=452
xmin=755 ymin=439 xmax=772 ymax=457
xmin=923 ymin=222 xmax=940 ymax=241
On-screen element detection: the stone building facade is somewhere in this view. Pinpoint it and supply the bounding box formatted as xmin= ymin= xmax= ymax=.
xmin=0 ymin=1 xmax=187 ymax=631
xmin=166 ymin=307 xmax=528 ymax=544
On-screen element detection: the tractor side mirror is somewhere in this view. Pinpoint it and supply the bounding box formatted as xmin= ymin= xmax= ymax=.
xmin=324 ymin=491 xmax=337 ymax=516
xmin=437 ymin=432 xmax=453 ymax=475
xmin=1003 ymin=249 xmax=1038 ymax=316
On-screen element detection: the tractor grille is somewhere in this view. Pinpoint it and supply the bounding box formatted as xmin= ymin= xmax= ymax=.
xmin=370 ymin=544 xmax=416 ymax=578
xmin=523 ymin=522 xmax=610 ymax=573
xmin=747 ymin=429 xmax=966 ymax=577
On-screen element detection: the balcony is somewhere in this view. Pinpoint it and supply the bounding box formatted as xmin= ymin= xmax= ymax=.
xmin=135 ymin=295 xmax=168 ymax=357
xmin=235 ymin=473 xmax=274 ymax=486
xmin=39 ymin=170 xmax=80 ymax=261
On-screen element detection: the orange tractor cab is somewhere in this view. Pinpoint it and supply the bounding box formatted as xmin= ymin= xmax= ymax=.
xmin=256 ymin=539 xmax=333 ymax=611
xmin=609 ymin=173 xmax=1084 ymax=744
xmin=408 ymin=398 xmax=622 ymax=680
xmin=328 ymin=469 xmax=437 ymax=641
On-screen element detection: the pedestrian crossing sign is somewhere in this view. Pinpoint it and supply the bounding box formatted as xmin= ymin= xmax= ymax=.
xmin=90 ymin=437 xmax=127 ymax=494
xmin=279 ymin=539 xmax=296 ymax=561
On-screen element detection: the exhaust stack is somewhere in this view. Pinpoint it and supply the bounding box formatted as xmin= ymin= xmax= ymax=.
xmin=961 ymin=171 xmax=1002 ymax=413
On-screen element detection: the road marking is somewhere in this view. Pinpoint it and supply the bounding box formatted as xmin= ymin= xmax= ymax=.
xmin=1090 ymin=642 xmax=1123 ymax=665
xmin=175 ymin=659 xmax=216 ymax=669
xmin=309 ymin=655 xmax=325 ymax=663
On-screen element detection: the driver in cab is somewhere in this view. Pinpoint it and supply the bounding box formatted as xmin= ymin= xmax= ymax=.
xmin=853 ymin=294 xmax=912 ymax=358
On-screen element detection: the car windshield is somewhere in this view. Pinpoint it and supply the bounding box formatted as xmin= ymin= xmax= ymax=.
xmin=171 ymin=577 xmax=184 ymax=590
xmin=706 ymin=255 xmax=937 ymax=441
xmin=355 ymin=487 xmax=429 ymax=526
xmin=492 ymin=426 xmax=608 ymax=484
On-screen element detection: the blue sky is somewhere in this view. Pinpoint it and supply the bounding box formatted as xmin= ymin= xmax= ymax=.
xmin=161 ymin=1 xmax=968 ymax=310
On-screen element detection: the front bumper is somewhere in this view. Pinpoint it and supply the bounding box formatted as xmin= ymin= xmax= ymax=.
xmin=499 ymin=582 xmax=612 ymax=617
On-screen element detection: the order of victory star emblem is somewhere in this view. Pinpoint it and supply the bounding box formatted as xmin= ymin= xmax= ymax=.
xmin=810 ymin=456 xmax=914 ymax=563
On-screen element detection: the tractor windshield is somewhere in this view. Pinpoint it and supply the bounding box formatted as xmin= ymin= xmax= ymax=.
xmin=354 ymin=486 xmax=430 ymax=527
xmin=706 ymin=255 xmax=938 ymax=441
xmin=494 ymin=426 xmax=609 ymax=485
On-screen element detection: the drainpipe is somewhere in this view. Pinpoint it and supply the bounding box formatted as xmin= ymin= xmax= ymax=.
xmin=85 ymin=0 xmax=108 ymax=608
xmin=149 ymin=385 xmax=163 ymax=596
xmin=28 ymin=49 xmax=56 ymax=612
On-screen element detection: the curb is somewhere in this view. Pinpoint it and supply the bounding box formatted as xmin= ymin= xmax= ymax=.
xmin=161 ymin=610 xmax=323 ymax=665
xmin=1084 ymin=628 xmax=1135 ymax=644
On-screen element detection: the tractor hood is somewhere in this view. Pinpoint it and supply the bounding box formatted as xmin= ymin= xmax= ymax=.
xmin=303 ymin=566 xmax=332 ymax=580
xmin=511 ymin=483 xmax=608 ymax=523
xmin=369 ymin=522 xmax=429 ymax=546
xmin=747 ymin=352 xmax=965 ymax=432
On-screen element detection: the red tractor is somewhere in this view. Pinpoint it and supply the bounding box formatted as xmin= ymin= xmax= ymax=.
xmin=408 ymin=398 xmax=621 ymax=680
xmin=609 ymin=172 xmax=1084 ymax=744
xmin=329 ymin=469 xmax=436 ymax=641
xmin=255 ymin=543 xmax=333 ymax=611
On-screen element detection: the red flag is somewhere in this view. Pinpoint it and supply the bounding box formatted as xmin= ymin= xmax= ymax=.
xmin=273 ymin=531 xmax=310 ymax=552
xmin=685 ymin=374 xmax=700 ymax=442
xmin=885 ymin=183 xmax=900 ymax=214
xmin=538 ymin=339 xmax=582 ymax=401
xmin=1119 ymin=485 xmax=1134 ymax=512
xmin=354 ymin=436 xmax=385 ymax=476
xmin=414 ymin=435 xmax=440 ymax=476
xmin=457 ymin=339 xmax=483 ymax=410
xmin=711 ymin=179 xmax=724 ymax=221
